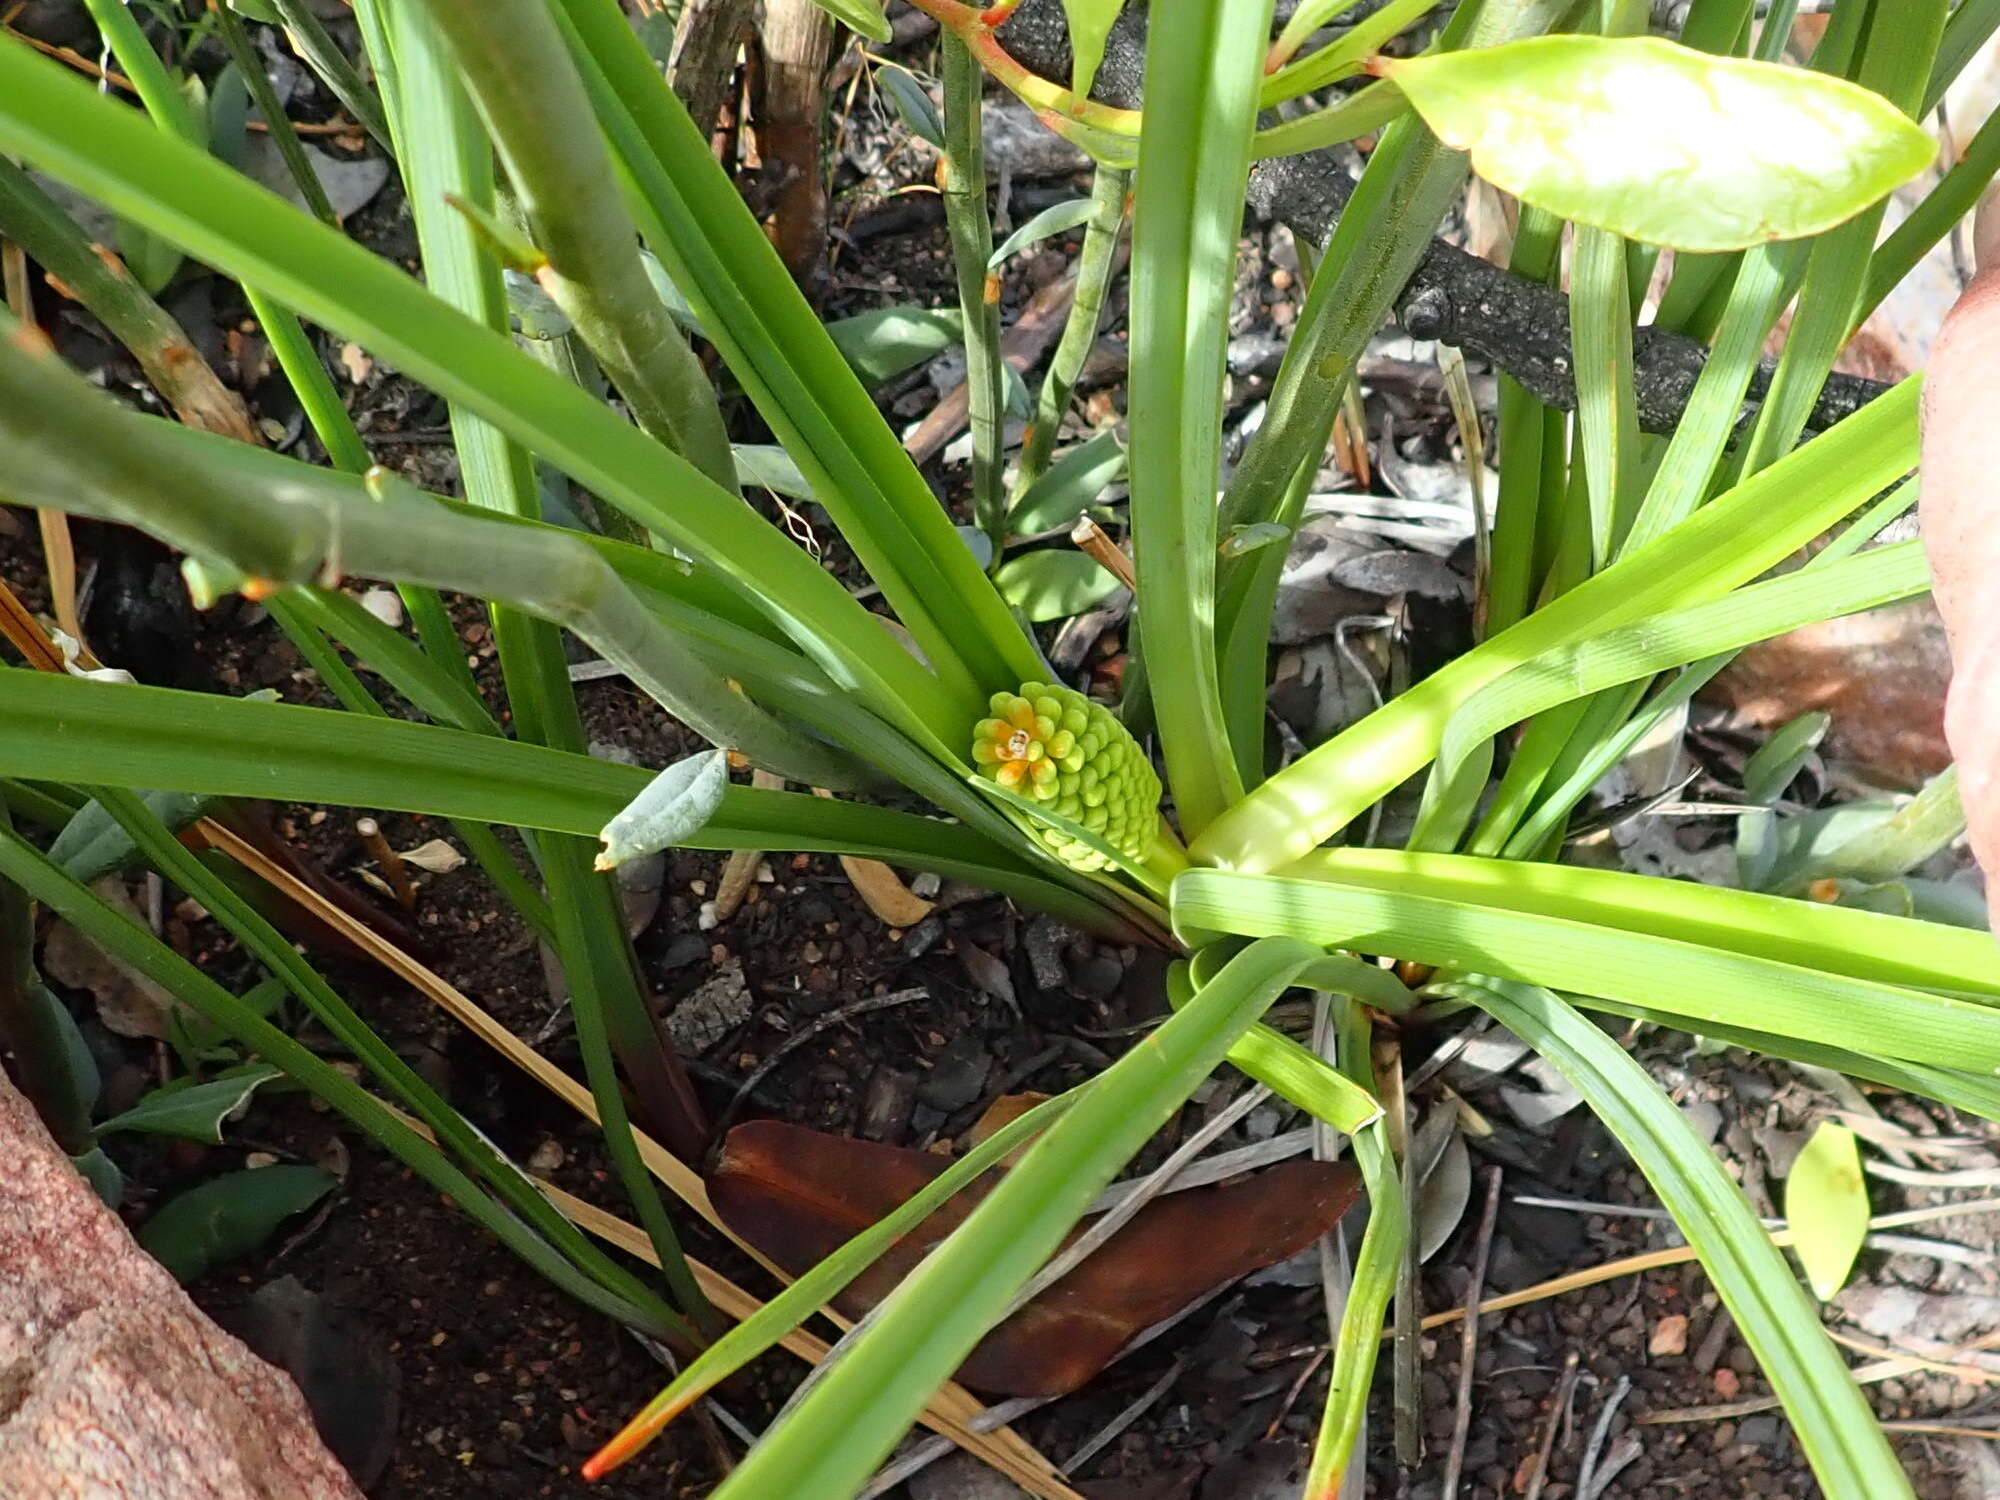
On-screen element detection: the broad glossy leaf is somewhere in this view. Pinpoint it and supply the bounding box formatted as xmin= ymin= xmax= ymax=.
xmin=139 ymin=1164 xmax=336 ymax=1283
xmin=1062 ymin=0 xmax=1126 ymax=99
xmin=993 ymin=548 xmax=1126 ymax=621
xmin=1785 ymin=1121 xmax=1869 ymax=1300
xmin=96 ymin=1065 xmax=283 ymax=1144
xmin=596 ymin=750 xmax=729 ymax=871
xmin=1386 ymin=37 xmax=1935 ymax=252
xmin=708 ymin=1120 xmax=1358 ymax=1396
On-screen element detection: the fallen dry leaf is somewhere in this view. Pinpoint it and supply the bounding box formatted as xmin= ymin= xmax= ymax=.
xmin=1708 ymin=601 xmax=1952 ymax=786
xmin=43 ymin=878 xmax=180 ymax=1038
xmin=714 ymin=769 xmax=785 ymax=923
xmin=966 ymin=1093 xmax=1052 ymax=1170
xmin=397 ymin=839 xmax=465 ymax=875
xmin=810 ymin=787 xmax=934 ymax=926
xmin=708 ymin=1120 xmax=1360 ymax=1397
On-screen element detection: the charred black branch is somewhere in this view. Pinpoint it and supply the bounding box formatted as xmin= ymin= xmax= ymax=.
xmin=993 ymin=0 xmax=1892 ymax=436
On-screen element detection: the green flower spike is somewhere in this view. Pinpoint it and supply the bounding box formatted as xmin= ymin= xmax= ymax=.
xmin=971 ymin=681 xmax=1164 ymax=873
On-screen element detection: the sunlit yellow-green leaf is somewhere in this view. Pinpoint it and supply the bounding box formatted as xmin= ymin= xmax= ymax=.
xmin=1386 ymin=36 xmax=1935 ymax=252
xmin=1784 ymin=1121 xmax=1870 ymax=1301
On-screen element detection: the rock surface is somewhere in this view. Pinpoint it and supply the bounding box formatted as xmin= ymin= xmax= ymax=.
xmin=0 ymin=1069 xmax=361 ymax=1500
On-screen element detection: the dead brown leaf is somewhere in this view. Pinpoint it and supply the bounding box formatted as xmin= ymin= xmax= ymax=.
xmin=708 ymin=1120 xmax=1361 ymax=1397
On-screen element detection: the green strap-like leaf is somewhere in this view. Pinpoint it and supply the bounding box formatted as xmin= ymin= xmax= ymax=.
xmin=0 ymin=668 xmax=1124 ymax=933
xmin=1125 ymin=0 xmax=1272 ymax=834
xmin=1194 ymin=377 xmax=1919 ymax=872
xmin=589 ymin=1088 xmax=1089 ymax=1477
xmin=1282 ymin=845 xmax=2000 ymax=1002
xmin=1173 ymin=867 xmax=2000 ymax=1074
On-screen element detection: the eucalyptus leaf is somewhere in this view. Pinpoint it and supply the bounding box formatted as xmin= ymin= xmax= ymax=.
xmin=596 ymin=750 xmax=729 ymax=871
xmin=825 ymin=305 xmax=962 ymax=386
xmin=987 ymin=198 xmax=1096 ymax=271
xmin=993 ymin=548 xmax=1126 ymax=622
xmin=1011 ymin=429 xmax=1127 ymax=534
xmin=97 ymin=1064 xmax=283 ymax=1143
xmin=138 ymin=1164 xmax=336 ymax=1283
xmin=1784 ymin=1120 xmax=1869 ymax=1300
xmin=877 ymin=65 xmax=944 ymax=150
xmin=1386 ymin=36 xmax=1935 ymax=251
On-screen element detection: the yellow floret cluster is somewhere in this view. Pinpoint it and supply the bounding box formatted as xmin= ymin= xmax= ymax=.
xmin=971 ymin=681 xmax=1160 ymax=872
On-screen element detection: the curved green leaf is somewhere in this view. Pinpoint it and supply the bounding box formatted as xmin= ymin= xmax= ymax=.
xmin=1062 ymin=0 xmax=1126 ymax=98
xmin=96 ymin=1066 xmax=283 ymax=1144
xmin=1011 ymin=429 xmax=1127 ymax=535
xmin=803 ymin=0 xmax=890 ymax=43
xmin=1387 ymin=36 xmax=1935 ymax=251
xmin=988 ymin=198 xmax=1097 ymax=271
xmin=1173 ymin=867 xmax=2000 ymax=1074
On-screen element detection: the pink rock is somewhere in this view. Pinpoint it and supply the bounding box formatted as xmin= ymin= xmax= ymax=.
xmin=0 ymin=1069 xmax=362 ymax=1500
xmin=1709 ymin=598 xmax=1953 ymax=788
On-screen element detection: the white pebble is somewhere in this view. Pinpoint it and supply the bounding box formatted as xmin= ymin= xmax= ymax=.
xmin=359 ymin=588 xmax=405 ymax=628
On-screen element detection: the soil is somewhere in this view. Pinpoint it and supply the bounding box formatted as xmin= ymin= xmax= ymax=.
xmin=8 ymin=7 xmax=2000 ymax=1500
